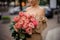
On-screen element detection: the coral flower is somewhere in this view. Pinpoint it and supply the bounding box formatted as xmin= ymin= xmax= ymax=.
xmin=28 ymin=22 xmax=35 ymax=28
xmin=19 ymin=12 xmax=24 ymax=17
xmin=13 ymin=16 xmax=20 ymax=22
xmin=26 ymin=27 xmax=32 ymax=35
xmin=15 ymin=22 xmax=22 ymax=29
xmin=22 ymin=23 xmax=28 ymax=29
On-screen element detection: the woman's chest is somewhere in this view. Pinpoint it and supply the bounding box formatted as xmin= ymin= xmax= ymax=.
xmin=26 ymin=8 xmax=41 ymax=16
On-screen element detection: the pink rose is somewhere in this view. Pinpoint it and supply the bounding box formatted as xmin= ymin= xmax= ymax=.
xmin=28 ymin=22 xmax=35 ymax=28
xmin=24 ymin=19 xmax=30 ymax=24
xmin=19 ymin=19 xmax=24 ymax=25
xmin=21 ymin=16 xmax=26 ymax=21
xmin=25 ymin=27 xmax=32 ymax=35
xmin=22 ymin=23 xmax=28 ymax=29
xmin=13 ymin=16 xmax=20 ymax=22
xmin=19 ymin=12 xmax=24 ymax=17
xmin=15 ymin=22 xmax=22 ymax=29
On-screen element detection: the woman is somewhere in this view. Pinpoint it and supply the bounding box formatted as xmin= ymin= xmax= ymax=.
xmin=26 ymin=0 xmax=47 ymax=40
xmin=14 ymin=0 xmax=47 ymax=40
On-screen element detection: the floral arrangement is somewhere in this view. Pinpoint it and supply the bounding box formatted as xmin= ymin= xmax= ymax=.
xmin=9 ymin=12 xmax=38 ymax=40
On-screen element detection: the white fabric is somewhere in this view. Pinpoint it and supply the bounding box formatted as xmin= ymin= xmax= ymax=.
xmin=45 ymin=27 xmax=60 ymax=40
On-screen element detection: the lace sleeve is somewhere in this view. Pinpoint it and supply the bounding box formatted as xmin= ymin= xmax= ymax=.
xmin=39 ymin=16 xmax=48 ymax=23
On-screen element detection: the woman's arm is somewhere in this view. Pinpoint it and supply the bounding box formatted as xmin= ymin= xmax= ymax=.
xmin=40 ymin=8 xmax=47 ymax=22
xmin=40 ymin=8 xmax=45 ymax=17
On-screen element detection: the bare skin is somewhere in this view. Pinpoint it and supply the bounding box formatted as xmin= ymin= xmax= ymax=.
xmin=26 ymin=0 xmax=45 ymax=17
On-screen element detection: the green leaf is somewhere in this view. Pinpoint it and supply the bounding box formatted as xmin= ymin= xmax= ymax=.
xmin=11 ymin=29 xmax=15 ymax=33
xmin=20 ymin=34 xmax=25 ymax=39
xmin=9 ymin=24 xmax=14 ymax=30
xmin=12 ymin=21 xmax=16 ymax=25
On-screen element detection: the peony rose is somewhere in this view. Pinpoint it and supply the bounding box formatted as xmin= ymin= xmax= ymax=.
xmin=13 ymin=16 xmax=20 ymax=22
xmin=24 ymin=19 xmax=30 ymax=24
xmin=15 ymin=22 xmax=22 ymax=29
xmin=22 ymin=23 xmax=28 ymax=29
xmin=21 ymin=16 xmax=26 ymax=21
xmin=19 ymin=12 xmax=24 ymax=17
xmin=28 ymin=22 xmax=35 ymax=28
xmin=25 ymin=27 xmax=32 ymax=35
xmin=19 ymin=19 xmax=24 ymax=25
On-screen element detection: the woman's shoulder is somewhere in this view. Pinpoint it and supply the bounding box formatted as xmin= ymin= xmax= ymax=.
xmin=39 ymin=6 xmax=45 ymax=11
xmin=38 ymin=6 xmax=45 ymax=16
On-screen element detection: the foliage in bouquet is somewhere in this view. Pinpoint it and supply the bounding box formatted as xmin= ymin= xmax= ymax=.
xmin=9 ymin=12 xmax=38 ymax=40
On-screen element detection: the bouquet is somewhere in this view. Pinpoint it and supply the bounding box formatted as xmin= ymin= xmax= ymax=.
xmin=9 ymin=12 xmax=38 ymax=40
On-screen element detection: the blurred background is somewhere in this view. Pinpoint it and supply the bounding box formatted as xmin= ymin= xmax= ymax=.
xmin=0 ymin=0 xmax=60 ymax=18
xmin=0 ymin=0 xmax=60 ymax=40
